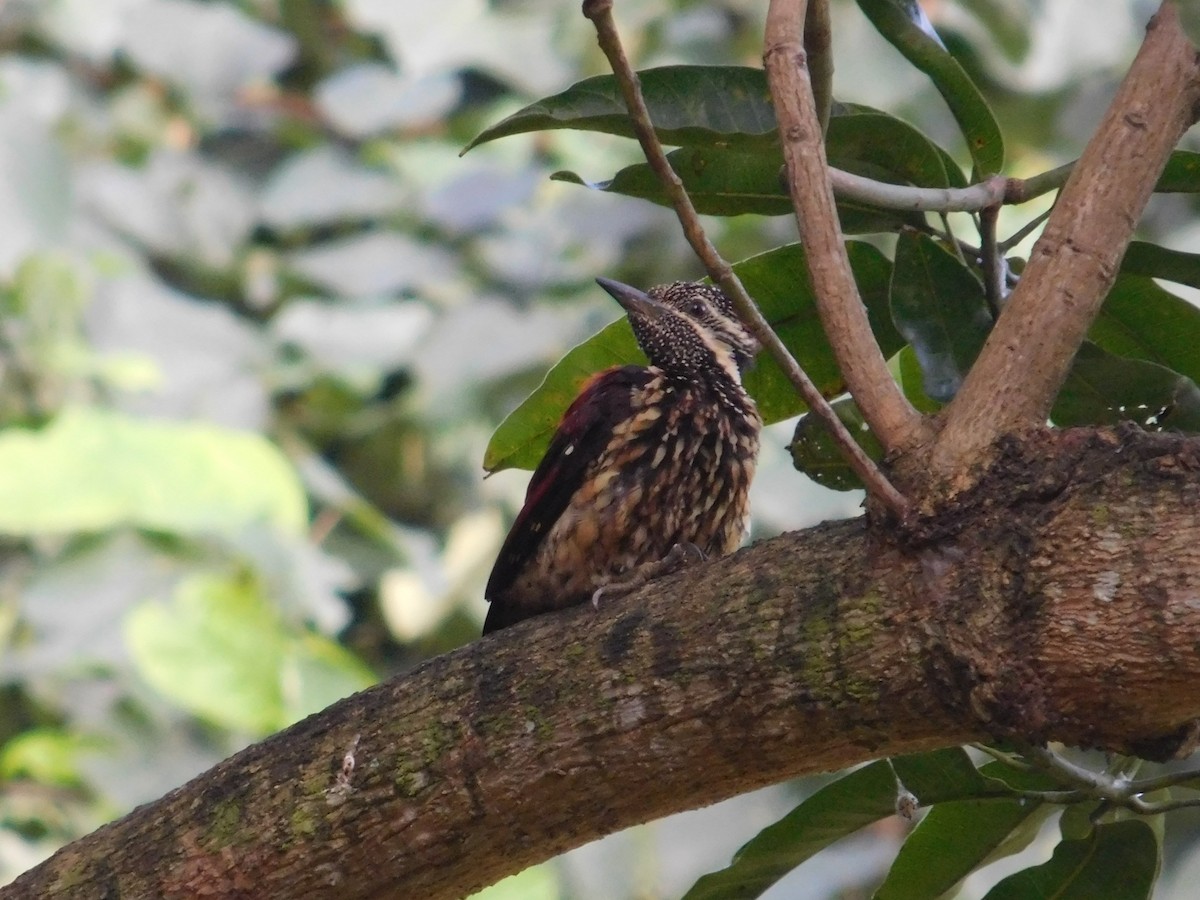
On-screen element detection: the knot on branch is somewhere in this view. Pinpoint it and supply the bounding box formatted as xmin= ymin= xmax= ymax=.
xmin=902 ymin=425 xmax=1200 ymax=755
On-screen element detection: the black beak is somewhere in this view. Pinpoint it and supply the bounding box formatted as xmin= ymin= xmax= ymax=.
xmin=595 ymin=277 xmax=668 ymax=320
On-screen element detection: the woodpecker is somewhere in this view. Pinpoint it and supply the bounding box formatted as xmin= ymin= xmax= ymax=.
xmin=483 ymin=277 xmax=762 ymax=634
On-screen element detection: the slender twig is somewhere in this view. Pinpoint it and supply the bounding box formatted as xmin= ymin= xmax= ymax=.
xmin=975 ymin=742 xmax=1200 ymax=818
xmin=1130 ymin=767 xmax=1200 ymax=794
xmin=1004 ymin=160 xmax=1075 ymax=204
xmin=826 ymin=156 xmax=1069 ymax=215
xmin=1014 ymin=743 xmax=1200 ymax=816
xmin=1012 ymin=788 xmax=1091 ymax=804
xmin=764 ymin=0 xmax=930 ymax=459
xmin=582 ymin=0 xmax=911 ymax=519
xmin=1022 ymin=745 xmax=1121 ymax=797
xmin=278 ymin=430 xmax=413 ymax=559
xmin=830 ymin=169 xmax=1010 ymax=212
xmin=1130 ymin=796 xmax=1200 ymax=814
xmin=970 ymin=742 xmax=1035 ymax=771
xmin=979 ymin=203 xmax=1005 ymax=317
xmin=939 ymin=213 xmax=969 ymax=268
xmin=803 ymin=0 xmax=833 ymax=133
xmin=997 ymin=206 xmax=1053 ymax=254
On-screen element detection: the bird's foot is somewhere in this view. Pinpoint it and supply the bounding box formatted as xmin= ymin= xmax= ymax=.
xmin=591 ymin=542 xmax=706 ymax=608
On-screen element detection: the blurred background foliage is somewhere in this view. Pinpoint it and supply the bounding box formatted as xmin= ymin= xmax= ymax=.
xmin=0 ymin=0 xmax=1197 ymax=897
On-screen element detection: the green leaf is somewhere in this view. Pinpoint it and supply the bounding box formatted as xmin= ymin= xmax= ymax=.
xmin=483 ymin=319 xmax=643 ymax=473
xmin=554 ymin=148 xmax=921 ymax=228
xmin=874 ymin=798 xmax=1042 ymax=900
xmin=126 ymin=572 xmax=374 ymax=735
xmin=552 ymin=147 xmax=794 ymax=218
xmin=1120 ymin=241 xmax=1200 ymax=292
xmin=1053 ymin=342 xmax=1200 ymax=433
xmin=856 ymin=0 xmax=1005 ymax=176
xmin=463 ymin=66 xmax=777 ymax=153
xmin=741 ymin=242 xmax=900 ymax=423
xmin=787 ymin=397 xmax=882 ymax=491
xmin=684 ymin=748 xmax=1000 ymax=900
xmin=889 ymin=232 xmax=992 ymax=402
xmin=1154 ymin=150 xmax=1200 ymax=192
xmin=791 ymin=342 xmax=952 ymax=490
xmin=551 ymin=135 xmax=930 ymax=231
xmin=1090 ymin=274 xmax=1200 ymax=383
xmin=893 ymin=345 xmax=944 ymax=414
xmin=0 ymin=407 xmax=307 ymax=537
xmin=983 ymin=819 xmax=1159 ymax=900
xmin=828 ymin=109 xmax=966 ymax=189
xmin=484 ymin=243 xmax=900 ymax=472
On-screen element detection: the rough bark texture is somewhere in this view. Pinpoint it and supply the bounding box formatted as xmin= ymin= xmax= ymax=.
xmin=4 ymin=427 xmax=1199 ymax=900
xmin=764 ymin=0 xmax=931 ymax=455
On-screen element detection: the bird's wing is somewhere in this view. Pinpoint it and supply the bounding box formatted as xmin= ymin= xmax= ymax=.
xmin=485 ymin=365 xmax=650 ymax=609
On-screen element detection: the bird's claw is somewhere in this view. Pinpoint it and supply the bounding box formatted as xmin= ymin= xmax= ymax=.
xmin=666 ymin=541 xmax=706 ymax=566
xmin=591 ymin=543 xmax=706 ymax=610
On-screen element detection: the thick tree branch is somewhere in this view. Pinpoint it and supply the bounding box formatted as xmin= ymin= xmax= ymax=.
xmin=764 ymin=0 xmax=931 ymax=456
xmin=929 ymin=2 xmax=1200 ymax=481
xmin=6 ymin=428 xmax=1199 ymax=900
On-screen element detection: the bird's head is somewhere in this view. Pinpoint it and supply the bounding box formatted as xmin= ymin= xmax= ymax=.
xmin=596 ymin=277 xmax=760 ymax=384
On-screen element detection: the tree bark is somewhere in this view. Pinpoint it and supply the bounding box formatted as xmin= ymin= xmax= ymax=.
xmin=5 ymin=426 xmax=1199 ymax=900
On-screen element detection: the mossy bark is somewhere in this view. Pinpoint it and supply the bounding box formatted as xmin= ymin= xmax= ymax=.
xmin=4 ymin=427 xmax=1199 ymax=900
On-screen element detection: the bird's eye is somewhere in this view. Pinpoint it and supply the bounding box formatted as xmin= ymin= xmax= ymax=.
xmin=688 ymin=300 xmax=706 ymax=318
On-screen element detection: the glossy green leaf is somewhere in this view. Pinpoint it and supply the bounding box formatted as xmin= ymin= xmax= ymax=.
xmin=788 ymin=397 xmax=882 ymax=491
xmin=553 ymin=149 xmax=923 ymax=229
xmin=126 ymin=572 xmax=374 ymax=735
xmin=983 ymin=819 xmax=1159 ymax=900
xmin=874 ymin=798 xmax=1042 ymax=899
xmin=463 ymin=66 xmax=777 ymax=153
xmin=551 ymin=126 xmax=936 ymax=230
xmin=552 ymin=147 xmax=794 ymax=218
xmin=890 ymin=232 xmax=992 ymax=402
xmin=857 ymin=0 xmax=1005 ymax=176
xmin=1154 ymin=150 xmax=1200 ymax=192
xmin=828 ymin=109 xmax=966 ymax=188
xmin=1053 ymin=342 xmax=1200 ymax=433
xmin=484 ymin=242 xmax=899 ymax=472
xmin=791 ymin=343 xmax=951 ymax=489
xmin=1090 ymin=274 xmax=1200 ymax=383
xmin=0 ymin=406 xmax=307 ymax=537
xmin=893 ymin=345 xmax=944 ymax=413
xmin=1120 ymin=241 xmax=1200 ymax=292
xmin=684 ymin=748 xmax=999 ymax=900
xmin=483 ymin=318 xmax=642 ymax=473
xmin=740 ymin=242 xmax=900 ymax=424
